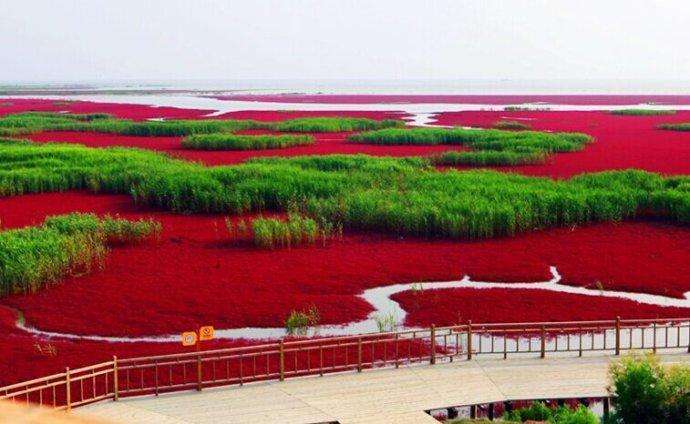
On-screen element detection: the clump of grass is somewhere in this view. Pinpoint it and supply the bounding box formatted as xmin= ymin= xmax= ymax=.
xmin=273 ymin=117 xmax=404 ymax=132
xmin=373 ymin=312 xmax=398 ymax=332
xmin=285 ymin=305 xmax=320 ymax=335
xmin=181 ymin=133 xmax=314 ymax=150
xmin=611 ymin=109 xmax=676 ymax=116
xmin=1 ymin=140 xmax=689 ymax=241
xmin=251 ymin=214 xmax=330 ymax=249
xmin=658 ymin=122 xmax=690 ymax=132
xmin=0 ymin=112 xmax=406 ymax=136
xmin=504 ymin=105 xmax=550 ymax=111
xmin=0 ymin=213 xmax=160 ymax=296
xmin=349 ymin=127 xmax=591 ymax=166
xmin=492 ymin=120 xmax=531 ymax=130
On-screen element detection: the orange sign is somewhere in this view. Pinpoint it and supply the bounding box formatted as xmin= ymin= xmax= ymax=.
xmin=199 ymin=325 xmax=215 ymax=341
xmin=181 ymin=331 xmax=198 ymax=346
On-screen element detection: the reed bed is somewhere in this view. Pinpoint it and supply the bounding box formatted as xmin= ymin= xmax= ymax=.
xmin=246 ymin=214 xmax=332 ymax=249
xmin=492 ymin=120 xmax=531 ymax=130
xmin=658 ymin=123 xmax=690 ymax=131
xmin=348 ymin=127 xmax=591 ymax=166
xmin=271 ymin=117 xmax=404 ymax=132
xmin=610 ymin=109 xmax=677 ymax=116
xmin=0 ymin=113 xmax=406 ymax=136
xmin=181 ymin=133 xmax=314 ymax=150
xmin=0 ymin=213 xmax=160 ymax=296
xmin=0 ymin=139 xmax=688 ymax=241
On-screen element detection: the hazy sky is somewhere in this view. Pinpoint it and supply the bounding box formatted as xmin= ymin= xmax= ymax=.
xmin=2 ymin=0 xmax=690 ymax=82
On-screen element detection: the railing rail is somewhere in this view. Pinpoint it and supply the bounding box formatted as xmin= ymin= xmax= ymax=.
xmin=2 ymin=317 xmax=688 ymax=411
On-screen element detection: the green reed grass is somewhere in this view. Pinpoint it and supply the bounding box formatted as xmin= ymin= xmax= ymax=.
xmin=611 ymin=109 xmax=677 ymax=116
xmin=658 ymin=123 xmax=690 ymax=131
xmin=348 ymin=127 xmax=591 ymax=166
xmin=250 ymin=214 xmax=327 ymax=249
xmin=181 ymin=133 xmax=314 ymax=150
xmin=0 ymin=139 xmax=688 ymax=241
xmin=272 ymin=117 xmax=404 ymax=132
xmin=0 ymin=213 xmax=160 ymax=296
xmin=492 ymin=120 xmax=531 ymax=130
xmin=0 ymin=113 xmax=406 ymax=136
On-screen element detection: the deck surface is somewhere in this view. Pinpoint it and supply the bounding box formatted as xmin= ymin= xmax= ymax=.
xmin=79 ymin=354 xmax=690 ymax=424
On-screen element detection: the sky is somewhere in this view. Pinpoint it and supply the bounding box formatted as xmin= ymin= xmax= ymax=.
xmin=2 ymin=0 xmax=690 ymax=83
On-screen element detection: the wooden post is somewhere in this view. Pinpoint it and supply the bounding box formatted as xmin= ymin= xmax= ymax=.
xmin=196 ymin=341 xmax=202 ymax=392
xmin=653 ymin=322 xmax=657 ymax=354
xmin=540 ymin=325 xmax=546 ymax=359
xmin=615 ymin=317 xmax=621 ymax=356
xmin=487 ymin=402 xmax=494 ymax=420
xmin=430 ymin=325 xmax=436 ymax=365
xmin=279 ymin=341 xmax=285 ymax=381
xmin=357 ymin=337 xmax=363 ymax=372
xmin=469 ymin=404 xmax=477 ymax=419
xmin=112 ymin=356 xmax=119 ymax=401
xmin=467 ymin=321 xmax=473 ymax=360
xmin=603 ymin=397 xmax=610 ymax=419
xmin=65 ymin=367 xmax=71 ymax=412
xmin=394 ymin=333 xmax=399 ymax=369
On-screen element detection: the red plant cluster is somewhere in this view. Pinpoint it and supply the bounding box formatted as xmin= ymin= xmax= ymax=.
xmin=1 ymin=98 xmax=690 ymax=387
xmin=392 ymin=287 xmax=690 ymax=327
xmin=211 ymin=94 xmax=690 ymax=105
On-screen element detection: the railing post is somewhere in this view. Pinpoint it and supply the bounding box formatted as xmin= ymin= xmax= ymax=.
xmin=65 ymin=367 xmax=71 ymax=412
xmin=467 ymin=321 xmax=473 ymax=360
xmin=357 ymin=337 xmax=363 ymax=372
xmin=112 ymin=356 xmax=119 ymax=401
xmin=430 ymin=325 xmax=436 ymax=365
xmin=603 ymin=396 xmax=610 ymax=419
xmin=196 ymin=353 xmax=202 ymax=392
xmin=540 ymin=325 xmax=546 ymax=359
xmin=652 ymin=322 xmax=657 ymax=354
xmin=279 ymin=341 xmax=285 ymax=381
xmin=615 ymin=317 xmax=621 ymax=356
xmin=394 ymin=333 xmax=399 ymax=368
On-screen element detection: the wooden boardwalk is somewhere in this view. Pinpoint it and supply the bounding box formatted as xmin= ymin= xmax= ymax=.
xmin=78 ymin=353 xmax=690 ymax=423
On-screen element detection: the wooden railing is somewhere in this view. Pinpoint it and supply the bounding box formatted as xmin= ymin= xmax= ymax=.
xmin=2 ymin=317 xmax=688 ymax=411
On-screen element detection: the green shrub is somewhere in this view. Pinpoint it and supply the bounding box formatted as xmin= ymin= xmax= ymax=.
xmin=608 ymin=354 xmax=689 ymax=424
xmin=610 ymin=109 xmax=676 ymax=116
xmin=433 ymin=150 xmax=548 ymax=166
xmin=503 ymin=402 xmax=599 ymax=423
xmin=0 ymin=213 xmax=160 ymax=296
xmin=492 ymin=120 xmax=531 ymax=130
xmin=503 ymin=401 xmax=554 ymax=421
xmin=181 ymin=133 xmax=314 ymax=150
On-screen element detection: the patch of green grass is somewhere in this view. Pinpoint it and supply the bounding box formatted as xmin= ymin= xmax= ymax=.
xmin=285 ymin=305 xmax=320 ymax=335
xmin=0 ymin=112 xmax=406 ymax=136
xmin=492 ymin=120 xmax=531 ymax=130
xmin=0 ymin=139 xmax=689 ymax=241
xmin=610 ymin=109 xmax=676 ymax=116
xmin=272 ymin=117 xmax=404 ymax=132
xmin=0 ymin=213 xmax=160 ymax=296
xmin=659 ymin=122 xmax=690 ymax=132
xmin=248 ymin=214 xmax=330 ymax=249
xmin=181 ymin=133 xmax=314 ymax=150
xmin=348 ymin=127 xmax=592 ymax=166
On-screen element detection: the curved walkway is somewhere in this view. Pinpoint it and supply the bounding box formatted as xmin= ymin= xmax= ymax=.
xmin=79 ymin=353 xmax=690 ymax=424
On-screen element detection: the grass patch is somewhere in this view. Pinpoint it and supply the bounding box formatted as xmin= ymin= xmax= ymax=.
xmin=0 ymin=113 xmax=406 ymax=136
xmin=659 ymin=123 xmax=690 ymax=132
xmin=285 ymin=305 xmax=320 ymax=335
xmin=492 ymin=120 xmax=531 ymax=130
xmin=0 ymin=139 xmax=689 ymax=241
xmin=246 ymin=214 xmax=333 ymax=249
xmin=348 ymin=127 xmax=592 ymax=166
xmin=181 ymin=133 xmax=314 ymax=150
xmin=272 ymin=117 xmax=404 ymax=132
xmin=0 ymin=213 xmax=160 ymax=296
xmin=610 ymin=109 xmax=676 ymax=116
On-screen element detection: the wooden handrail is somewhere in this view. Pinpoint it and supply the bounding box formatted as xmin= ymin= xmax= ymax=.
xmin=1 ymin=317 xmax=687 ymax=410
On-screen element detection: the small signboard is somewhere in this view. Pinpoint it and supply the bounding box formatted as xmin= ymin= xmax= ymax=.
xmin=181 ymin=331 xmax=198 ymax=346
xmin=199 ymin=325 xmax=215 ymax=341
